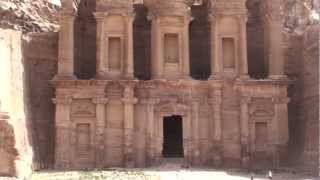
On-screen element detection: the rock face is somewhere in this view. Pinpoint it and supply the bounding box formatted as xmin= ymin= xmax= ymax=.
xmin=300 ymin=25 xmax=319 ymax=176
xmin=0 ymin=0 xmax=59 ymax=32
xmin=0 ymin=111 xmax=17 ymax=177
xmin=0 ymin=29 xmax=33 ymax=178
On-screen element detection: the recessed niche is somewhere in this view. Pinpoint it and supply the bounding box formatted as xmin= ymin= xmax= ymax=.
xmin=76 ymin=123 xmax=90 ymax=154
xmin=108 ymin=37 xmax=121 ymax=71
xmin=164 ymin=33 xmax=179 ymax=63
xmin=255 ymin=122 xmax=268 ymax=148
xmin=222 ymin=37 xmax=235 ymax=69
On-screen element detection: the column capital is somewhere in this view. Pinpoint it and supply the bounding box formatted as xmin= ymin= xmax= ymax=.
xmin=52 ymin=98 xmax=72 ymax=105
xmin=92 ymin=98 xmax=109 ymax=104
xmin=93 ymin=12 xmax=108 ymax=20
xmin=58 ymin=12 xmax=76 ymax=21
xmin=240 ymin=96 xmax=252 ymax=105
xmin=122 ymin=98 xmax=138 ymax=104
xmin=236 ymin=13 xmax=249 ymax=23
xmin=208 ymin=12 xmax=224 ymax=22
xmin=272 ymin=97 xmax=290 ymax=104
xmin=260 ymin=0 xmax=282 ymax=23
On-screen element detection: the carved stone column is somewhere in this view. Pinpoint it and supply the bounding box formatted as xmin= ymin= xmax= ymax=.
xmin=122 ymin=85 xmax=138 ymax=168
xmin=182 ymin=16 xmax=192 ymax=79
xmin=261 ymin=0 xmax=287 ymax=79
xmin=208 ymin=14 xmax=222 ymax=79
xmin=142 ymin=98 xmax=157 ymax=166
xmin=272 ymin=96 xmax=290 ymax=167
xmin=94 ymin=12 xmax=107 ymax=79
xmin=192 ymin=100 xmax=200 ymax=164
xmin=209 ymin=81 xmax=223 ymax=166
xmin=238 ymin=15 xmax=250 ymax=79
xmin=240 ymin=96 xmax=251 ymax=168
xmin=149 ymin=15 xmax=163 ymax=79
xmin=92 ymin=98 xmax=108 ymax=168
xmin=52 ymin=98 xmax=72 ymax=169
xmin=54 ymin=10 xmax=76 ymax=80
xmin=126 ymin=15 xmax=135 ymax=79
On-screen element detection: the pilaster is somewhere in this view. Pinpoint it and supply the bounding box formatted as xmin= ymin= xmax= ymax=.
xmin=272 ymin=96 xmax=290 ymax=167
xmin=92 ymin=98 xmax=109 ymax=168
xmin=209 ymin=81 xmax=223 ymax=166
xmin=141 ymin=98 xmax=157 ymax=166
xmin=121 ymin=84 xmax=138 ymax=168
xmin=239 ymin=96 xmax=251 ymax=168
xmin=192 ymin=99 xmax=200 ymax=164
xmin=52 ymin=98 xmax=73 ymax=169
xmin=209 ymin=14 xmax=222 ymax=79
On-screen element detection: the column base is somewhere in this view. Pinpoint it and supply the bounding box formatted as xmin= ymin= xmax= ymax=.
xmin=239 ymin=74 xmax=251 ymax=80
xmin=53 ymin=74 xmax=77 ymax=80
xmin=209 ymin=74 xmax=222 ymax=80
xmin=268 ymin=75 xmax=288 ymax=80
xmin=212 ymin=141 xmax=223 ymax=167
xmin=180 ymin=75 xmax=192 ymax=80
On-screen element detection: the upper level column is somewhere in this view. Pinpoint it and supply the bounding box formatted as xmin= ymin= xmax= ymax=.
xmin=94 ymin=1 xmax=135 ymax=80
xmin=145 ymin=0 xmax=193 ymax=80
xmin=208 ymin=0 xmax=249 ymax=79
xmin=54 ymin=0 xmax=77 ymax=80
xmin=261 ymin=0 xmax=287 ymax=79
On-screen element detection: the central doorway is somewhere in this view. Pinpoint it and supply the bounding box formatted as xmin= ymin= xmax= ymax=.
xmin=162 ymin=115 xmax=184 ymax=158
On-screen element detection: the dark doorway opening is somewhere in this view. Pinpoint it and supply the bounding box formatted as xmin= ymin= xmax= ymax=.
xmin=162 ymin=115 xmax=184 ymax=158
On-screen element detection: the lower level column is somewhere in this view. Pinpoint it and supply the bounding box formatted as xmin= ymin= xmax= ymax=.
xmin=53 ymin=98 xmax=72 ymax=169
xmin=93 ymin=98 xmax=108 ymax=168
xmin=240 ymin=96 xmax=251 ymax=168
xmin=209 ymin=82 xmax=223 ymax=166
xmin=122 ymin=96 xmax=137 ymax=168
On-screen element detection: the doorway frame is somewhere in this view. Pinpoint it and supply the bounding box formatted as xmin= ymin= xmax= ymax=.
xmin=162 ymin=115 xmax=184 ymax=158
xmin=153 ymin=101 xmax=193 ymax=164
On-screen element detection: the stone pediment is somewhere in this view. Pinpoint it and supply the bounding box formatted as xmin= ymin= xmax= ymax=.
xmin=71 ymin=101 xmax=96 ymax=117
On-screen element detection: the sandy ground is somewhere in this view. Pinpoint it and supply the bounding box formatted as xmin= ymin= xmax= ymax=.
xmin=28 ymin=169 xmax=316 ymax=180
xmin=2 ymin=159 xmax=318 ymax=180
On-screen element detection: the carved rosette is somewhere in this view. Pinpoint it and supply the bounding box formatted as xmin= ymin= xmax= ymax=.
xmin=144 ymin=0 xmax=194 ymax=16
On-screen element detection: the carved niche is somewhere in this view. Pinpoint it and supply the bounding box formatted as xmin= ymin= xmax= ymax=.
xmin=249 ymin=98 xmax=274 ymax=151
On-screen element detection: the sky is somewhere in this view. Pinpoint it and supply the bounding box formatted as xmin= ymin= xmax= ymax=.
xmin=48 ymin=0 xmax=61 ymax=6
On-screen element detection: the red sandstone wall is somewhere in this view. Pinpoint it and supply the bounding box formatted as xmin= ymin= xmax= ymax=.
xmin=284 ymin=25 xmax=319 ymax=177
xmin=300 ymin=25 xmax=319 ymax=176
xmin=22 ymin=32 xmax=58 ymax=169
